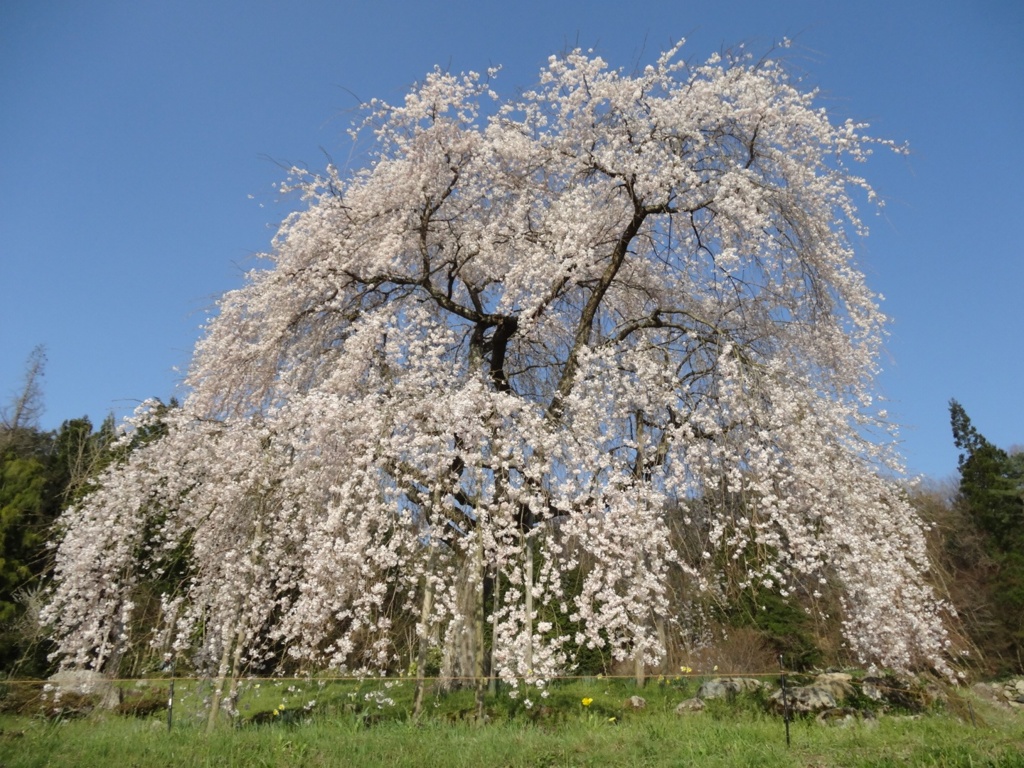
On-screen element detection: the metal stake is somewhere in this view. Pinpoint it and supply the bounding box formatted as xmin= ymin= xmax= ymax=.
xmin=779 ymin=654 xmax=791 ymax=747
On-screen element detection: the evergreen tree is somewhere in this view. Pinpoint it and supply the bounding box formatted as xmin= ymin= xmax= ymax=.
xmin=950 ymin=400 xmax=1024 ymax=544
xmin=949 ymin=399 xmax=1024 ymax=672
xmin=0 ymin=350 xmax=124 ymax=674
xmin=0 ymin=450 xmax=48 ymax=623
xmin=0 ymin=349 xmax=55 ymax=671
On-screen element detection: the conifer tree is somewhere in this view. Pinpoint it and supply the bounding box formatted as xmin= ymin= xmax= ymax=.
xmin=949 ymin=399 xmax=1024 ymax=671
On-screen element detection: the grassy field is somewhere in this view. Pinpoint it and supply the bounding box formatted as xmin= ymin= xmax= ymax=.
xmin=1 ymin=677 xmax=1021 ymax=767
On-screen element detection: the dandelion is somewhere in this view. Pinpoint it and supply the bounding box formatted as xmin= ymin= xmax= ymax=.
xmin=581 ymin=697 xmax=593 ymax=707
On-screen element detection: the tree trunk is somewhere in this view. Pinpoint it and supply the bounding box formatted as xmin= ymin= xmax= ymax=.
xmin=412 ymin=572 xmax=435 ymax=719
xmin=206 ymin=631 xmax=235 ymax=732
xmin=473 ymin=530 xmax=486 ymax=720
xmin=488 ymin=567 xmax=500 ymax=696
xmin=524 ymin=533 xmax=534 ymax=676
xmin=208 ymin=519 xmax=262 ymax=731
xmin=225 ymin=623 xmax=248 ymax=721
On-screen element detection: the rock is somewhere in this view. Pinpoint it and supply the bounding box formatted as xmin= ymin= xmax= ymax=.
xmin=49 ymin=669 xmax=107 ymax=693
xmin=697 ymin=677 xmax=764 ymax=700
xmin=860 ymin=675 xmax=921 ymax=711
xmin=627 ymin=695 xmax=646 ymax=710
xmin=48 ymin=670 xmax=120 ymax=710
xmin=970 ymin=681 xmax=1022 ymax=709
xmin=769 ymin=685 xmax=837 ymax=713
xmin=675 ymin=697 xmax=705 ymax=713
xmin=815 ymin=706 xmax=871 ymax=727
xmin=999 ymin=679 xmax=1024 ymax=704
xmin=861 ymin=676 xmax=887 ymax=702
xmin=812 ymin=673 xmax=854 ymax=701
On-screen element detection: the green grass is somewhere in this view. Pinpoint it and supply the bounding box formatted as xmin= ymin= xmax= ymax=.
xmin=0 ymin=678 xmax=1022 ymax=767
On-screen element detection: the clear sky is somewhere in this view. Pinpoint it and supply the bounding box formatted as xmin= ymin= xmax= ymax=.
xmin=1 ymin=0 xmax=1021 ymax=482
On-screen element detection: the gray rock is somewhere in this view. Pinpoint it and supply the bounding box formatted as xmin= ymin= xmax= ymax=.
xmin=49 ymin=669 xmax=108 ymax=692
xmin=859 ymin=675 xmax=920 ymax=711
xmin=697 ymin=677 xmax=764 ymax=700
xmin=812 ymin=673 xmax=854 ymax=701
xmin=48 ymin=669 xmax=120 ymax=710
xmin=627 ymin=695 xmax=646 ymax=710
xmin=675 ymin=697 xmax=705 ymax=713
xmin=861 ymin=676 xmax=887 ymax=701
xmin=769 ymin=685 xmax=837 ymax=713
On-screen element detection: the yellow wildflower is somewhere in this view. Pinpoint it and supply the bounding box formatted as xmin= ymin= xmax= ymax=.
xmin=581 ymin=697 xmax=593 ymax=707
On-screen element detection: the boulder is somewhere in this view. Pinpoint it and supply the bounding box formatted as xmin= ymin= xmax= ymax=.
xmin=626 ymin=695 xmax=647 ymax=710
xmin=861 ymin=675 xmax=921 ymax=711
xmin=675 ymin=697 xmax=705 ymax=713
xmin=769 ymin=684 xmax=837 ymax=713
xmin=48 ymin=669 xmax=120 ymax=710
xmin=1000 ymin=678 xmax=1024 ymax=707
xmin=812 ymin=673 xmax=854 ymax=701
xmin=861 ymin=676 xmax=887 ymax=702
xmin=965 ymin=680 xmax=1022 ymax=709
xmin=697 ymin=677 xmax=764 ymax=700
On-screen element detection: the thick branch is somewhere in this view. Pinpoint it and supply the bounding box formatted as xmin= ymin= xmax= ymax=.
xmin=488 ymin=317 xmax=518 ymax=393
xmin=547 ymin=206 xmax=647 ymax=419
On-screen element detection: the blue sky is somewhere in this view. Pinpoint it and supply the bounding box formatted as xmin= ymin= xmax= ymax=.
xmin=1 ymin=1 xmax=1021 ymax=481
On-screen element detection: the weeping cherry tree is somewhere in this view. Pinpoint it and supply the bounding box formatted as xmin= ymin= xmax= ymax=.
xmin=44 ymin=42 xmax=953 ymax=713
